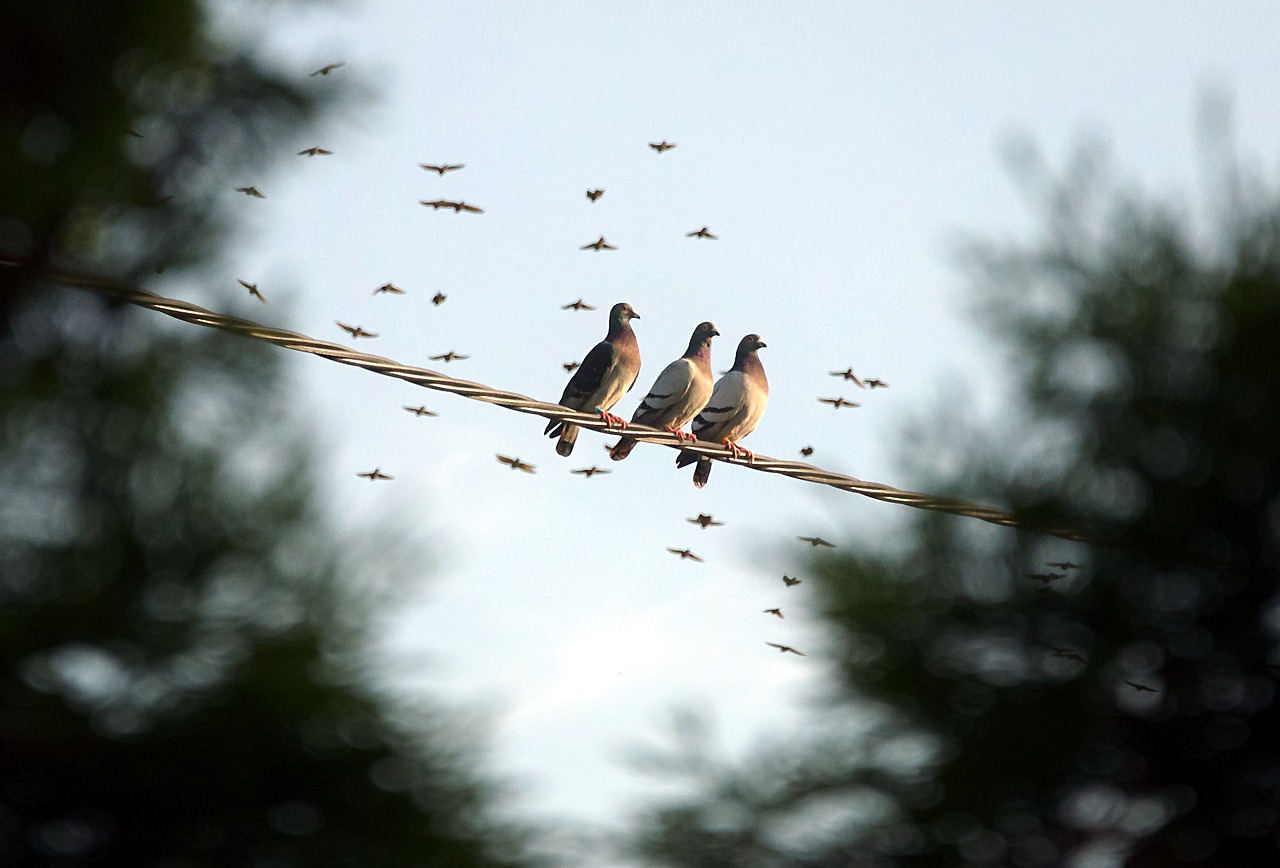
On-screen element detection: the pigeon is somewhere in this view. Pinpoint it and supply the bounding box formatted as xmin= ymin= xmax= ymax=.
xmin=1051 ymin=647 xmax=1087 ymax=664
xmin=235 ymin=186 xmax=265 ymax=198
xmin=686 ymin=227 xmax=717 ymax=239
xmin=763 ymin=608 xmax=784 ymax=619
xmin=800 ymin=446 xmax=814 ymax=457
xmin=336 ymin=322 xmax=377 ymax=339
xmin=431 ymin=292 xmax=447 ymax=306
xmin=1046 ymin=561 xmax=1083 ymax=570
xmin=675 ymin=334 xmax=768 ymax=488
xmin=562 ymin=299 xmax=596 ymax=311
xmin=429 ymin=351 xmax=469 ymax=363
xmin=373 ymin=283 xmax=405 ymax=295
xmin=766 ymin=642 xmax=805 ymax=656
xmin=829 ymin=368 xmax=865 ymax=387
xmin=1125 ymin=680 xmax=1158 ymax=693
xmin=667 ymin=548 xmax=703 ymax=562
xmin=297 ymin=147 xmax=333 ymax=156
xmin=571 ymin=466 xmax=611 ymax=478
xmin=586 ymin=189 xmax=604 ymax=201
xmin=818 ymin=396 xmax=860 ymax=410
xmin=496 ymin=454 xmax=536 ymax=473
xmin=545 ymin=303 xmax=642 ymax=457
xmin=310 ymin=62 xmax=345 ymax=76
xmin=403 ymin=405 xmax=437 ymax=417
xmin=797 ymin=535 xmax=835 ymax=548
xmin=562 ymin=361 xmax=580 ymax=373
xmin=419 ymin=163 xmax=465 ymax=174
xmin=609 ymin=321 xmax=718 ymax=460
xmin=865 ymin=378 xmax=889 ymax=389
xmin=357 ymin=468 xmax=393 ymax=481
xmin=783 ymin=575 xmax=801 ymax=587
xmin=650 ymin=140 xmax=677 ymax=153
xmin=687 ymin=513 xmax=724 ymax=529
xmin=580 ymin=236 xmax=617 ymax=251
xmin=420 ymin=199 xmax=483 ymax=213
xmin=237 ymin=279 xmax=265 ymax=303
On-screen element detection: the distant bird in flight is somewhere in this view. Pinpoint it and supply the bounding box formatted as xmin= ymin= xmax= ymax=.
xmin=336 ymin=321 xmax=377 ymax=339
xmin=562 ymin=361 xmax=580 ymax=373
xmin=571 ymin=466 xmax=611 ymax=478
xmin=783 ymin=575 xmax=801 ymax=587
xmin=586 ymin=189 xmax=604 ymax=202
xmin=237 ymin=279 xmax=265 ymax=303
xmin=297 ymin=147 xmax=332 ymax=156
xmin=496 ymin=454 xmax=536 ymax=473
xmin=1028 ymin=572 xmax=1067 ymax=584
xmin=667 ymin=548 xmax=704 ymax=562
xmin=403 ymin=405 xmax=438 ymax=417
xmin=829 ymin=368 xmax=865 ymax=387
xmin=798 ymin=536 xmax=835 ymax=548
xmin=818 ymin=396 xmax=860 ymax=410
xmin=420 ymin=199 xmax=483 ymax=213
xmin=546 ymin=302 xmax=642 ymax=457
xmin=650 ymin=140 xmax=677 ymax=153
xmin=676 ymin=333 xmax=768 ymax=487
xmin=580 ymin=236 xmax=617 ymax=251
xmin=373 ymin=283 xmax=405 ymax=295
xmin=763 ymin=608 xmax=784 ymax=619
xmin=1051 ymin=647 xmax=1087 ymax=664
xmin=562 ymin=298 xmax=596 ymax=311
xmin=686 ymin=227 xmax=717 ymax=239
xmin=419 ymin=163 xmax=465 ymax=175
xmin=610 ymin=321 xmax=719 ymax=461
xmin=800 ymin=446 xmax=814 ymax=457
xmin=687 ymin=513 xmax=724 ymax=529
xmin=357 ymin=468 xmax=393 ymax=481
xmin=235 ymin=186 xmax=265 ymax=198
xmin=766 ymin=642 xmax=805 ymax=656
xmin=429 ymin=351 xmax=469 ymax=363
xmin=431 ymin=292 xmax=447 ymax=306
xmin=310 ymin=62 xmax=345 ymax=76
xmin=1125 ymin=680 xmax=1158 ymax=693
xmin=864 ymin=378 xmax=889 ymax=389
xmin=1046 ymin=561 xmax=1083 ymax=570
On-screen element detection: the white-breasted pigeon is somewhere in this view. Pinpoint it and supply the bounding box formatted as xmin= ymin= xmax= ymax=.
xmin=546 ymin=302 xmax=642 ymax=457
xmin=609 ymin=321 xmax=719 ymax=461
xmin=675 ymin=333 xmax=768 ymax=488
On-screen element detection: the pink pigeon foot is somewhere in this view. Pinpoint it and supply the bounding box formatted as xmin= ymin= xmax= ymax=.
xmin=666 ymin=425 xmax=695 ymax=442
xmin=598 ymin=409 xmax=627 ymax=429
xmin=724 ymin=439 xmax=755 ymax=463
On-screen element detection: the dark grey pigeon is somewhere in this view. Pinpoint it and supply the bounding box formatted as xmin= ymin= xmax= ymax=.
xmin=546 ymin=303 xmax=641 ymax=457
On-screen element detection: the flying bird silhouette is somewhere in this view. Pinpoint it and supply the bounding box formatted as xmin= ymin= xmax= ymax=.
xmin=649 ymin=140 xmax=677 ymax=153
xmin=686 ymin=227 xmax=717 ymax=239
xmin=431 ymin=292 xmax=447 ymax=306
xmin=1028 ymin=572 xmax=1067 ymax=584
xmin=865 ymin=378 xmax=889 ymax=389
xmin=496 ymin=454 xmax=536 ymax=473
xmin=586 ymin=189 xmax=604 ymax=201
xmin=767 ymin=642 xmax=805 ymax=656
xmin=336 ymin=321 xmax=377 ymax=339
xmin=310 ymin=62 xmax=345 ymax=76
xmin=763 ymin=608 xmax=784 ymax=619
xmin=419 ymin=163 xmax=464 ymax=174
xmin=562 ymin=361 xmax=580 ymax=373
xmin=237 ymin=279 xmax=265 ymax=303
xmin=687 ymin=513 xmax=724 ymax=529
xmin=562 ymin=299 xmax=596 ymax=311
xmin=571 ymin=466 xmax=611 ymax=478
xmin=373 ymin=283 xmax=405 ymax=295
xmin=800 ymin=446 xmax=814 ymax=457
xmin=829 ymin=368 xmax=866 ymax=387
xmin=1046 ymin=561 xmax=1083 ymax=570
xmin=1051 ymin=647 xmax=1087 ymax=664
xmin=580 ymin=236 xmax=617 ymax=251
xmin=545 ymin=303 xmax=642 ymax=457
xmin=429 ymin=351 xmax=469 ymax=363
xmin=797 ymin=536 xmax=835 ymax=548
xmin=783 ymin=575 xmax=801 ymax=587
xmin=667 ymin=548 xmax=704 ymax=562
xmin=357 ymin=468 xmax=393 ymax=481
xmin=676 ymin=334 xmax=768 ymax=487
xmin=403 ymin=405 xmax=438 ymax=417
xmin=235 ymin=186 xmax=265 ymax=198
xmin=420 ymin=199 xmax=483 ymax=213
xmin=297 ymin=147 xmax=332 ymax=156
xmin=610 ymin=322 xmax=718 ymax=461
xmin=818 ymin=396 xmax=861 ymax=410
xmin=1125 ymin=680 xmax=1158 ymax=693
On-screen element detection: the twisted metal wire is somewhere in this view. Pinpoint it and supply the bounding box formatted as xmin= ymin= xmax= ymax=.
xmin=2 ymin=257 xmax=1092 ymax=542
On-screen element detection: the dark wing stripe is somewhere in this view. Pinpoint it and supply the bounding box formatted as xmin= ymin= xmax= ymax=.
xmin=560 ymin=340 xmax=615 ymax=405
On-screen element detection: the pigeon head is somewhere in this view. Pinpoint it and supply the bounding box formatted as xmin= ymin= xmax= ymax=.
xmin=736 ymin=333 xmax=766 ymax=355
xmin=609 ymin=302 xmax=640 ymax=323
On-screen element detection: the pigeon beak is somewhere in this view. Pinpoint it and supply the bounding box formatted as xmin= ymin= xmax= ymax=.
xmin=758 ymin=340 xmax=767 ymax=348
xmin=711 ymin=328 xmax=720 ymax=337
xmin=631 ymin=311 xmax=641 ymax=320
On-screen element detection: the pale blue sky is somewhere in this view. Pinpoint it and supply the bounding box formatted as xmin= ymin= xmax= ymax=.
xmin=185 ymin=0 xmax=1280 ymax=857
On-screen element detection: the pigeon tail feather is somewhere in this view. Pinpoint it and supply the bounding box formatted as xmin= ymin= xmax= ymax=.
xmin=556 ymin=424 xmax=579 ymax=456
xmin=692 ymin=457 xmax=712 ymax=488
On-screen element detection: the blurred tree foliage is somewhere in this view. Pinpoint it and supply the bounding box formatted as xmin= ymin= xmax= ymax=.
xmin=623 ymin=141 xmax=1279 ymax=866
xmin=1 ymin=2 xmax=531 ymax=866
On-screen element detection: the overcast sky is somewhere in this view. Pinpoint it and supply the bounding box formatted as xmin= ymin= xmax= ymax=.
xmin=178 ymin=0 xmax=1280 ymax=856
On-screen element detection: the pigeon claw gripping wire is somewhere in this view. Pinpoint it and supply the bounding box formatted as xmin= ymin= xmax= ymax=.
xmin=723 ymin=439 xmax=754 ymax=463
xmin=667 ymin=425 xmax=695 ymax=443
xmin=597 ymin=408 xmax=627 ymax=429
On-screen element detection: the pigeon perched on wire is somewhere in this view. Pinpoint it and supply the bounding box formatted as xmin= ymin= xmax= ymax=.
xmin=545 ymin=303 xmax=642 ymax=457
xmin=609 ymin=321 xmax=718 ymax=461
xmin=676 ymin=334 xmax=768 ymax=488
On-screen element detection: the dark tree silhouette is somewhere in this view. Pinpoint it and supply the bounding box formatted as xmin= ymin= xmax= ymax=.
xmin=623 ymin=141 xmax=1280 ymax=867
xmin=1 ymin=2 xmax=533 ymax=865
